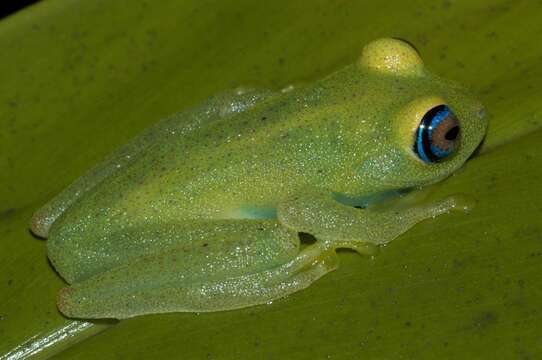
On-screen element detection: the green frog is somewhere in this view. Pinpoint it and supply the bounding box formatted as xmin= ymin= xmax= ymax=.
xmin=31 ymin=38 xmax=487 ymax=319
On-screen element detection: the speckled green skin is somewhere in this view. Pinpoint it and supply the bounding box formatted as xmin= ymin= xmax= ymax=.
xmin=31 ymin=39 xmax=487 ymax=319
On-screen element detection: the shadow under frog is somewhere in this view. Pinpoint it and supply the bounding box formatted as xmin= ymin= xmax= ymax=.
xmin=31 ymin=38 xmax=487 ymax=319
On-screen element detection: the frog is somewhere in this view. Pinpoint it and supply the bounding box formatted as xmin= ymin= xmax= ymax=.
xmin=31 ymin=38 xmax=487 ymax=319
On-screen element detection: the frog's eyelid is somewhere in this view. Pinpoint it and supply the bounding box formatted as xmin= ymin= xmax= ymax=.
xmin=358 ymin=38 xmax=424 ymax=76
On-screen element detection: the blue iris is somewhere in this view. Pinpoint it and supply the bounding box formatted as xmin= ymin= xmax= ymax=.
xmin=414 ymin=104 xmax=457 ymax=163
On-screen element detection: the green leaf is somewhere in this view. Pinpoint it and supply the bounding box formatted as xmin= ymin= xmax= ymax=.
xmin=1 ymin=0 xmax=541 ymax=359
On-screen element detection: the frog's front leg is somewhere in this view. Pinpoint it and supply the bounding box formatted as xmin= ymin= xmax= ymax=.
xmin=277 ymin=188 xmax=467 ymax=251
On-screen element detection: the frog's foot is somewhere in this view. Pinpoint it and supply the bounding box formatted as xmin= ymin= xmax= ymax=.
xmin=256 ymin=253 xmax=339 ymax=304
xmin=57 ymin=244 xmax=339 ymax=319
xmin=277 ymin=190 xmax=469 ymax=249
xmin=367 ymin=194 xmax=469 ymax=245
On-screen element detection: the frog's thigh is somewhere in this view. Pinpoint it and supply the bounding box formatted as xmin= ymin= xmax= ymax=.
xmin=50 ymin=218 xmax=297 ymax=284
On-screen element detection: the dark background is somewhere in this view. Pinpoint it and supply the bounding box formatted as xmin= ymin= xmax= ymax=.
xmin=0 ymin=0 xmax=41 ymax=19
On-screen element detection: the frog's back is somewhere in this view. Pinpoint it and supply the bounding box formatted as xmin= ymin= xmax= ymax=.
xmin=46 ymin=80 xmax=356 ymax=283
xmin=50 ymin=76 xmax=365 ymax=241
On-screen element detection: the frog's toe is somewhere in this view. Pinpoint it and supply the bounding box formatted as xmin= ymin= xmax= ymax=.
xmin=57 ymin=285 xmax=110 ymax=319
xmin=30 ymin=208 xmax=52 ymax=238
xmin=57 ymin=286 xmax=78 ymax=318
xmin=433 ymin=194 xmax=473 ymax=215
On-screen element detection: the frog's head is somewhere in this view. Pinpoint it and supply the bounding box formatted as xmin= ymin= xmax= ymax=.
xmin=340 ymin=38 xmax=487 ymax=195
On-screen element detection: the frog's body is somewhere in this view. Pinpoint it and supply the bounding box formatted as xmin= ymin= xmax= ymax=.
xmin=31 ymin=39 xmax=487 ymax=319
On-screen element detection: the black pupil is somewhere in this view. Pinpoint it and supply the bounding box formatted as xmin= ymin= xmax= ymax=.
xmin=445 ymin=126 xmax=459 ymax=141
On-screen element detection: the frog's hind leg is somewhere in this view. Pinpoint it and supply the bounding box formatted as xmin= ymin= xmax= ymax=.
xmin=210 ymin=252 xmax=339 ymax=310
xmin=58 ymin=248 xmax=338 ymax=320
xmin=30 ymin=88 xmax=276 ymax=238
xmin=55 ymin=221 xmax=339 ymax=319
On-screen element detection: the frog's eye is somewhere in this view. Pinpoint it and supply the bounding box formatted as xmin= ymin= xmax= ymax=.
xmin=413 ymin=104 xmax=460 ymax=163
